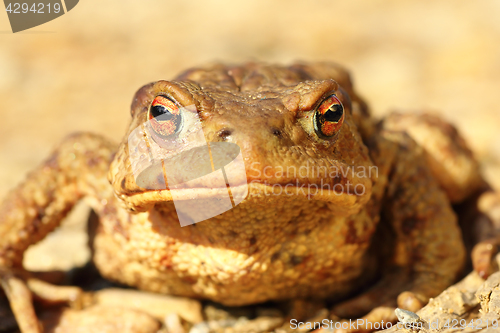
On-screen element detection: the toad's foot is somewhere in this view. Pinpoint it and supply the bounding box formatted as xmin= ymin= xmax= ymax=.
xmin=472 ymin=238 xmax=499 ymax=279
xmin=0 ymin=268 xmax=85 ymax=333
xmin=330 ymin=268 xmax=456 ymax=332
xmin=40 ymin=306 xmax=162 ymax=333
xmin=331 ymin=271 xmax=404 ymax=320
xmin=471 ymin=191 xmax=500 ymax=278
xmin=0 ymin=271 xmax=40 ymax=333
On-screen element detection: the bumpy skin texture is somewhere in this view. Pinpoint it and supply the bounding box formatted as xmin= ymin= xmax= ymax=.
xmin=0 ymin=62 xmax=482 ymax=332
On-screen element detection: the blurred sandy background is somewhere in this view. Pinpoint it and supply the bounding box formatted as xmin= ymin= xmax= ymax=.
xmin=0 ymin=0 xmax=499 ymax=270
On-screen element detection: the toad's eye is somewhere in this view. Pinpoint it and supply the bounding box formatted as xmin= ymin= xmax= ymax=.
xmin=313 ymin=94 xmax=344 ymax=138
xmin=148 ymin=95 xmax=182 ymax=138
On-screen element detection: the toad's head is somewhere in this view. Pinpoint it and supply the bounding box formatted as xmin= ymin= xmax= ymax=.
xmin=109 ymin=63 xmax=375 ymax=224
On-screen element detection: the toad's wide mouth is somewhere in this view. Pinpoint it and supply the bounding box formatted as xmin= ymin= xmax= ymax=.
xmin=119 ymin=180 xmax=369 ymax=219
xmin=120 ymin=142 xmax=372 ymax=218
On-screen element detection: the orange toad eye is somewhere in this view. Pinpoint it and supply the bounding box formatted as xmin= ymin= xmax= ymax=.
xmin=148 ymin=95 xmax=183 ymax=139
xmin=313 ymin=94 xmax=344 ymax=138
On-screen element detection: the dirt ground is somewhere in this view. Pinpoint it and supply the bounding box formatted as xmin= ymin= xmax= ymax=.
xmin=0 ymin=0 xmax=499 ymax=329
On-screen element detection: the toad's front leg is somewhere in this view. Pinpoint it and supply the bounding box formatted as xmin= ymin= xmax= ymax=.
xmin=382 ymin=131 xmax=467 ymax=310
xmin=332 ymin=130 xmax=466 ymax=332
xmin=0 ymin=133 xmax=116 ymax=333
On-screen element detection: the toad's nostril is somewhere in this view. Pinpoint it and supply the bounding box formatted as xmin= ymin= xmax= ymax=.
xmin=271 ymin=128 xmax=282 ymax=137
xmin=217 ymin=128 xmax=233 ymax=140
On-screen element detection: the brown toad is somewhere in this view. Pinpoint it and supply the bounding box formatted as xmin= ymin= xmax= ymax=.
xmin=0 ymin=62 xmax=490 ymax=332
